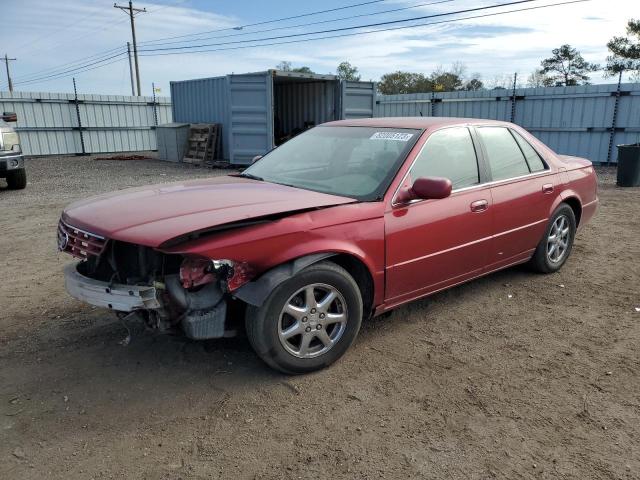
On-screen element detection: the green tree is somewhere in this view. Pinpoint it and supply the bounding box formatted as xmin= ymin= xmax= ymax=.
xmin=606 ymin=19 xmax=640 ymax=78
xmin=540 ymin=44 xmax=599 ymax=86
xmin=275 ymin=61 xmax=314 ymax=74
xmin=527 ymin=69 xmax=554 ymax=87
xmin=378 ymin=71 xmax=433 ymax=94
xmin=463 ymin=78 xmax=484 ymax=91
xmin=336 ymin=61 xmax=361 ymax=81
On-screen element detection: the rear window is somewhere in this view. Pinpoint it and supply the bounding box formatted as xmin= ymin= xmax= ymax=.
xmin=511 ymin=130 xmax=547 ymax=172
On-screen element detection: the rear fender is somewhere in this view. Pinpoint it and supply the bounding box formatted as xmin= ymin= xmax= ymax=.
xmin=233 ymin=253 xmax=336 ymax=306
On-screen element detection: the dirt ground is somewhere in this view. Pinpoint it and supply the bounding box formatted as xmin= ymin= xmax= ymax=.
xmin=0 ymin=155 xmax=638 ymax=480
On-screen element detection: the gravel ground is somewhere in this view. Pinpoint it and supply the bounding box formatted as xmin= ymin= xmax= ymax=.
xmin=0 ymin=155 xmax=639 ymax=480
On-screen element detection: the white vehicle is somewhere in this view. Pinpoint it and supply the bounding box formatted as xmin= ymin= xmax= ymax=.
xmin=0 ymin=112 xmax=26 ymax=190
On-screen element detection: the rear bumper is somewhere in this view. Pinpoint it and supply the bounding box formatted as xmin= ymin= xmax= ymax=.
xmin=64 ymin=263 xmax=161 ymax=312
xmin=0 ymin=153 xmax=24 ymax=174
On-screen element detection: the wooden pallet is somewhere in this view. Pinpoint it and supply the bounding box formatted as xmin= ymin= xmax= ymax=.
xmin=183 ymin=123 xmax=222 ymax=165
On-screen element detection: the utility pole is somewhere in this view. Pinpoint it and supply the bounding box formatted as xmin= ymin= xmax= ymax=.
xmin=114 ymin=1 xmax=146 ymax=96
xmin=2 ymin=54 xmax=16 ymax=92
xmin=126 ymin=42 xmax=135 ymax=96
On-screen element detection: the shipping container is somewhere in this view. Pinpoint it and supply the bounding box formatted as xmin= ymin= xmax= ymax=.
xmin=171 ymin=70 xmax=376 ymax=165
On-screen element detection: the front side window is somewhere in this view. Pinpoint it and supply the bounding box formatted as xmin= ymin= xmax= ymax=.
xmin=243 ymin=126 xmax=420 ymax=201
xmin=409 ymin=127 xmax=479 ymax=189
xmin=477 ymin=127 xmax=530 ymax=181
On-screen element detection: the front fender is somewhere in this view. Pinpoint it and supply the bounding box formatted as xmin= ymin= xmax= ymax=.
xmin=233 ymin=253 xmax=336 ymax=306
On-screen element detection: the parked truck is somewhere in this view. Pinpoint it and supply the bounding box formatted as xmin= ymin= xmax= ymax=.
xmin=0 ymin=112 xmax=26 ymax=190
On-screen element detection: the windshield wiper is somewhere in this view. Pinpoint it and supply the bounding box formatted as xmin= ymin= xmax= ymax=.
xmin=238 ymin=172 xmax=264 ymax=181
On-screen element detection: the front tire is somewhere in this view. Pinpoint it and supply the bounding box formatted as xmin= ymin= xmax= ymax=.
xmin=245 ymin=261 xmax=363 ymax=374
xmin=6 ymin=168 xmax=27 ymax=190
xmin=529 ymin=203 xmax=576 ymax=273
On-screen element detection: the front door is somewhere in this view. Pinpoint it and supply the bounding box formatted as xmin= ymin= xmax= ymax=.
xmin=384 ymin=126 xmax=493 ymax=307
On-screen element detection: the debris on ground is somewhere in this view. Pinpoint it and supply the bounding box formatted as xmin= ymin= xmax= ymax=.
xmin=95 ymin=154 xmax=151 ymax=161
xmin=12 ymin=447 xmax=26 ymax=460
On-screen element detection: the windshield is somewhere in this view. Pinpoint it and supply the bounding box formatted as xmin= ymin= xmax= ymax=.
xmin=242 ymin=126 xmax=421 ymax=201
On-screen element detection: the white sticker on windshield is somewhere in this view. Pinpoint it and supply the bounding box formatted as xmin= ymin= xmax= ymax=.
xmin=370 ymin=132 xmax=414 ymax=141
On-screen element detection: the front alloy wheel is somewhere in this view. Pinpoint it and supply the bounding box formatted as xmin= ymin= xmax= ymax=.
xmin=246 ymin=261 xmax=363 ymax=374
xmin=278 ymin=283 xmax=348 ymax=359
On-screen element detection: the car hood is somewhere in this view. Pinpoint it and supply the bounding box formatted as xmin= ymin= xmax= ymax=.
xmin=62 ymin=175 xmax=356 ymax=247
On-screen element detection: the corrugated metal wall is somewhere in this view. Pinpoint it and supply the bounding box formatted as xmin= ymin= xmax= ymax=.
xmin=375 ymin=83 xmax=640 ymax=164
xmin=0 ymin=91 xmax=171 ymax=156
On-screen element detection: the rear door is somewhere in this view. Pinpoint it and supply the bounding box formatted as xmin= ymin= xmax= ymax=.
xmin=474 ymin=126 xmax=557 ymax=270
xmin=227 ymin=73 xmax=274 ymax=165
xmin=384 ymin=126 xmax=493 ymax=306
xmin=339 ymin=81 xmax=376 ymax=119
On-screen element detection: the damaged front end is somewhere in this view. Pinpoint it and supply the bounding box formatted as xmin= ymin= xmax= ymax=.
xmin=59 ymin=220 xmax=242 ymax=339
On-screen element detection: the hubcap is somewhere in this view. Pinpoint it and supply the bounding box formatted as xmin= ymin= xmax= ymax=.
xmin=547 ymin=215 xmax=570 ymax=263
xmin=278 ymin=283 xmax=348 ymax=359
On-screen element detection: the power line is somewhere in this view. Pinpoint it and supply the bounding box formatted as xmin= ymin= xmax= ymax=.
xmin=11 ymin=46 xmax=125 ymax=83
xmin=13 ymin=52 xmax=127 ymax=87
xmin=138 ymin=0 xmax=589 ymax=57
xmin=138 ymin=0 xmax=458 ymax=48
xmin=137 ymin=0 xmax=544 ymax=53
xmin=10 ymin=0 xmax=182 ymax=84
xmin=139 ymin=0 xmax=388 ymax=45
xmin=12 ymin=56 xmax=127 ymax=89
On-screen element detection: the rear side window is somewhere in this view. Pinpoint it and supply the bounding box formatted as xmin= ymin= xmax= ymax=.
xmin=410 ymin=127 xmax=479 ymax=189
xmin=477 ymin=127 xmax=530 ymax=181
xmin=511 ymin=130 xmax=547 ymax=172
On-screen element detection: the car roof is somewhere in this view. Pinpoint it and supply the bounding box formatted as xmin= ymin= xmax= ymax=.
xmin=323 ymin=117 xmax=511 ymax=130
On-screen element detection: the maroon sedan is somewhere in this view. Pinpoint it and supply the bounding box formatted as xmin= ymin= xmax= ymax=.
xmin=58 ymin=118 xmax=598 ymax=373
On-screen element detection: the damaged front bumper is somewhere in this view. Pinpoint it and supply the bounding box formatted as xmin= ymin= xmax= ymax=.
xmin=63 ymin=262 xmax=229 ymax=339
xmin=64 ymin=263 xmax=161 ymax=312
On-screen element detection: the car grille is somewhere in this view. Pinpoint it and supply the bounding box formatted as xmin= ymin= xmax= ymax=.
xmin=58 ymin=219 xmax=107 ymax=260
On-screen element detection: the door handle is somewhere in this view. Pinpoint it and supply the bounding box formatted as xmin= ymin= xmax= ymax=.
xmin=542 ymin=183 xmax=554 ymax=194
xmin=470 ymin=199 xmax=489 ymax=213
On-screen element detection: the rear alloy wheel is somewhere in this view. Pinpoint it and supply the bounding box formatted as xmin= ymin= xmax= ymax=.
xmin=6 ymin=168 xmax=27 ymax=190
xmin=245 ymin=262 xmax=363 ymax=374
xmin=530 ymin=203 xmax=576 ymax=273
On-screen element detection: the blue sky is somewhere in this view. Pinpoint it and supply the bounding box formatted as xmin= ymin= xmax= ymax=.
xmin=0 ymin=0 xmax=636 ymax=96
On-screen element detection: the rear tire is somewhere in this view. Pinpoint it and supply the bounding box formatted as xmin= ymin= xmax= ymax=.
xmin=529 ymin=203 xmax=576 ymax=273
xmin=6 ymin=168 xmax=27 ymax=190
xmin=245 ymin=261 xmax=363 ymax=374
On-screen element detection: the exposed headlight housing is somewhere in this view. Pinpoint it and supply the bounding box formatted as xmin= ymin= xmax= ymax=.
xmin=179 ymin=257 xmax=254 ymax=291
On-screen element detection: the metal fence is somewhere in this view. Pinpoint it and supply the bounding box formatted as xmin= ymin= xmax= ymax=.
xmin=0 ymin=91 xmax=172 ymax=156
xmin=375 ymin=83 xmax=640 ymax=164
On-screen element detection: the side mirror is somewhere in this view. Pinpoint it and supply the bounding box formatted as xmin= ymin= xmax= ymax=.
xmin=2 ymin=112 xmax=17 ymax=122
xmin=251 ymin=155 xmax=263 ymax=164
xmin=396 ymin=176 xmax=452 ymax=204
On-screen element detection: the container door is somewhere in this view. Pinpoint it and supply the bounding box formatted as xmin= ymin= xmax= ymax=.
xmin=227 ymin=73 xmax=274 ymax=165
xmin=339 ymin=80 xmax=376 ymax=119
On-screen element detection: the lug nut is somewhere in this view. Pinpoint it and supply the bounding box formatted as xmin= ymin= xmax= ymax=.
xmin=310 ymin=308 xmax=316 ymax=314
xmin=302 ymin=317 xmax=308 ymax=322
xmin=305 ymin=326 xmax=312 ymax=333
xmin=316 ymin=325 xmax=322 ymax=330
xmin=319 ymin=313 xmax=325 ymax=319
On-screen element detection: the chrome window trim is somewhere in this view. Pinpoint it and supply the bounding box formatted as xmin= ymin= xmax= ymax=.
xmin=391 ymin=124 xmax=554 ymax=208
